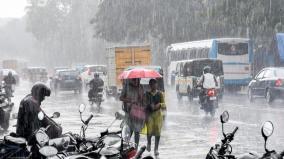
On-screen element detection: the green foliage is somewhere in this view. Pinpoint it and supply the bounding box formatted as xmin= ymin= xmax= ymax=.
xmin=94 ymin=0 xmax=284 ymax=47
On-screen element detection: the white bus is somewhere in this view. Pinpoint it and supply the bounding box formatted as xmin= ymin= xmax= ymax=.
xmin=166 ymin=38 xmax=253 ymax=88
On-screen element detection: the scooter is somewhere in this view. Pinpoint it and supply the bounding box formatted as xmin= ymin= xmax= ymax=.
xmin=0 ymin=83 xmax=14 ymax=131
xmin=206 ymin=111 xmax=238 ymax=159
xmin=238 ymin=121 xmax=284 ymax=159
xmin=197 ymin=86 xmax=218 ymax=117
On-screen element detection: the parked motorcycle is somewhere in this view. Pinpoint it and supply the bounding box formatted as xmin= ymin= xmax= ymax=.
xmin=0 ymin=111 xmax=61 ymax=158
xmin=0 ymin=83 xmax=14 ymax=131
xmin=197 ymin=86 xmax=218 ymax=117
xmin=238 ymin=121 xmax=284 ymax=159
xmin=206 ymin=111 xmax=239 ymax=159
xmin=89 ymin=86 xmax=104 ymax=107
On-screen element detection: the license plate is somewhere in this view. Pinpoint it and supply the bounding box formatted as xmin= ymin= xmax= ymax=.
xmin=210 ymin=96 xmax=217 ymax=100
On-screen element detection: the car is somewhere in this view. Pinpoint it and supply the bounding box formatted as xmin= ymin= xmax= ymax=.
xmin=80 ymin=65 xmax=107 ymax=87
xmin=248 ymin=67 xmax=284 ymax=104
xmin=51 ymin=69 xmax=82 ymax=94
xmin=0 ymin=69 xmax=20 ymax=85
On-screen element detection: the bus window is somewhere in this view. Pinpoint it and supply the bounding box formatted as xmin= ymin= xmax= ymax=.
xmin=218 ymin=42 xmax=248 ymax=55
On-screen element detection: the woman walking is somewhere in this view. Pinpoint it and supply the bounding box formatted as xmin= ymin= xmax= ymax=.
xmin=120 ymin=78 xmax=145 ymax=149
xmin=144 ymin=79 xmax=166 ymax=156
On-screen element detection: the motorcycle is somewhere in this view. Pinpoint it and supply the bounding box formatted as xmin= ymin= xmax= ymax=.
xmin=206 ymin=111 xmax=239 ymax=159
xmin=89 ymin=86 xmax=104 ymax=107
xmin=43 ymin=104 xmax=142 ymax=159
xmin=197 ymin=86 xmax=218 ymax=117
xmin=0 ymin=83 xmax=14 ymax=131
xmin=1 ymin=81 xmax=15 ymax=101
xmin=0 ymin=111 xmax=61 ymax=158
xmin=238 ymin=121 xmax=284 ymax=159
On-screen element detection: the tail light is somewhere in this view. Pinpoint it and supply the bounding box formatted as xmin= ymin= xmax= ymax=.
xmin=207 ymin=89 xmax=216 ymax=97
xmin=275 ymin=79 xmax=282 ymax=87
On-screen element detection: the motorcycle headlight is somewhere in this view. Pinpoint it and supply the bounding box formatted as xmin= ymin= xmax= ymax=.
xmin=36 ymin=129 xmax=50 ymax=146
xmin=39 ymin=146 xmax=58 ymax=157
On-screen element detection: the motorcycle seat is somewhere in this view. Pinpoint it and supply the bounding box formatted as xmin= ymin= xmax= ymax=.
xmin=4 ymin=135 xmax=27 ymax=146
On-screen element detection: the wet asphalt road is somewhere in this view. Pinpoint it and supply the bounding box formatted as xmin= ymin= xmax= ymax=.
xmin=1 ymin=80 xmax=284 ymax=159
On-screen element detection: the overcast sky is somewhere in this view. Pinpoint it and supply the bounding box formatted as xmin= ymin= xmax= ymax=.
xmin=0 ymin=0 xmax=28 ymax=18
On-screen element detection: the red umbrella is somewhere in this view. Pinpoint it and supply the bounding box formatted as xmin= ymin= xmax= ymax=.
xmin=119 ymin=68 xmax=162 ymax=79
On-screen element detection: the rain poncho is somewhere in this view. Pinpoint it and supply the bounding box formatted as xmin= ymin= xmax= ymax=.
xmin=16 ymin=83 xmax=62 ymax=143
xmin=144 ymin=91 xmax=166 ymax=136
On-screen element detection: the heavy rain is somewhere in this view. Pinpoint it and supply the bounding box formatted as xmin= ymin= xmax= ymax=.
xmin=0 ymin=0 xmax=284 ymax=159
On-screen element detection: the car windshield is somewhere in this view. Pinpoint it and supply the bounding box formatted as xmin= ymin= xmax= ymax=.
xmin=88 ymin=66 xmax=107 ymax=73
xmin=59 ymin=71 xmax=79 ymax=77
xmin=184 ymin=60 xmax=224 ymax=77
xmin=275 ymin=69 xmax=284 ymax=77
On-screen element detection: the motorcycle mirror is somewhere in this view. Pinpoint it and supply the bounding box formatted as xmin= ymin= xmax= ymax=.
xmin=39 ymin=146 xmax=58 ymax=157
xmin=38 ymin=111 xmax=45 ymax=121
xmin=220 ymin=111 xmax=229 ymax=123
xmin=261 ymin=121 xmax=274 ymax=152
xmin=79 ymin=104 xmax=86 ymax=113
xmin=262 ymin=121 xmax=274 ymax=138
xmin=52 ymin=112 xmax=60 ymax=118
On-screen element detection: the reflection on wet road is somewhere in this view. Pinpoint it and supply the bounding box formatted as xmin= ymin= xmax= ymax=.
xmin=1 ymin=81 xmax=284 ymax=158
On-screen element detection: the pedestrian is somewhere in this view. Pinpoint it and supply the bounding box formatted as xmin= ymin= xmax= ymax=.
xmin=120 ymin=78 xmax=145 ymax=149
xmin=144 ymin=79 xmax=166 ymax=156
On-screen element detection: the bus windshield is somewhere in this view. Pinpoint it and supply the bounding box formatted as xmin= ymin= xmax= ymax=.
xmin=218 ymin=42 xmax=248 ymax=55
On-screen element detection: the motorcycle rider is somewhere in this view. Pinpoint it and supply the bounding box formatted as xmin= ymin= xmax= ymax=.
xmin=3 ymin=71 xmax=16 ymax=98
xmin=16 ymin=83 xmax=62 ymax=158
xmin=88 ymin=72 xmax=104 ymax=100
xmin=197 ymin=66 xmax=218 ymax=109
xmin=16 ymin=82 xmax=62 ymax=140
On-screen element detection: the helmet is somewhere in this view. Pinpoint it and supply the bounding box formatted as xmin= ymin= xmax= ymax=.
xmin=8 ymin=71 xmax=12 ymax=76
xmin=94 ymin=73 xmax=99 ymax=78
xmin=31 ymin=82 xmax=51 ymax=103
xmin=203 ymin=66 xmax=211 ymax=74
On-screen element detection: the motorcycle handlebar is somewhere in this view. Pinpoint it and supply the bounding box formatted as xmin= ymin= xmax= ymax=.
xmin=85 ymin=114 xmax=94 ymax=125
xmin=280 ymin=150 xmax=284 ymax=157
xmin=109 ymin=130 xmax=122 ymax=135
xmin=134 ymin=145 xmax=146 ymax=159
xmin=232 ymin=127 xmax=238 ymax=136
